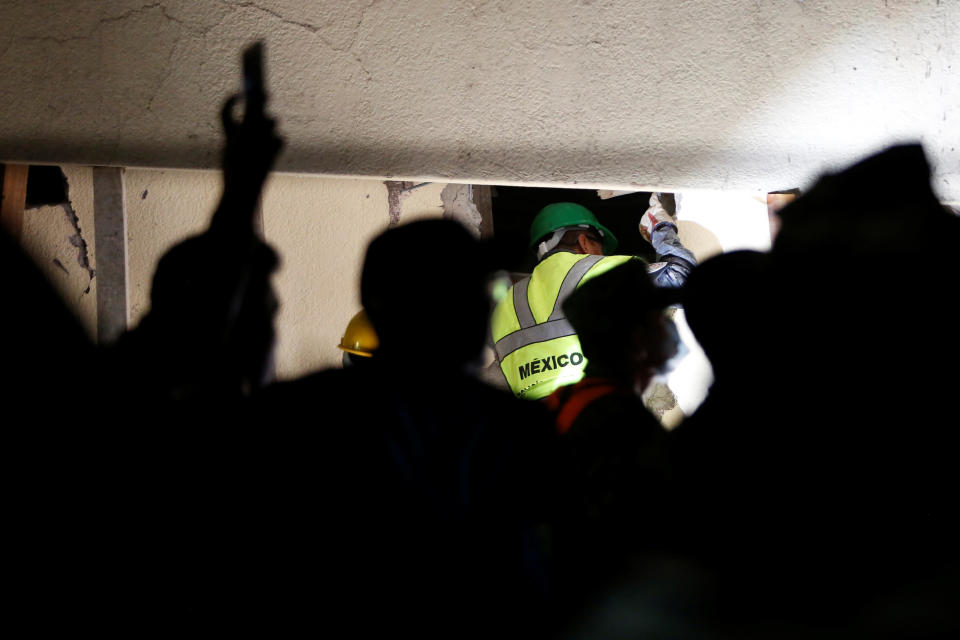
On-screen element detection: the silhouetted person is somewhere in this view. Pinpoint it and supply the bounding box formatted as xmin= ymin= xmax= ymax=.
xmin=669 ymin=144 xmax=960 ymax=636
xmin=5 ymin=81 xmax=286 ymax=626
xmin=109 ymin=83 xmax=282 ymax=406
xmin=765 ymin=144 xmax=960 ymax=632
xmin=255 ymin=218 xmax=560 ymax=638
xmin=539 ymin=260 xmax=680 ymax=627
xmin=668 ymin=248 xmax=776 ymax=536
xmin=67 ymin=47 xmax=286 ymax=633
xmin=2 ymin=221 xmax=116 ymax=632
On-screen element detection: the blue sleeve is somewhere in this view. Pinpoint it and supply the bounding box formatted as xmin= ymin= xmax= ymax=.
xmin=646 ymin=223 xmax=697 ymax=288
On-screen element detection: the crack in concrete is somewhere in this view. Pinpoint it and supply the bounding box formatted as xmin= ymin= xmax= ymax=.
xmin=355 ymin=0 xmax=380 ymax=36
xmin=17 ymin=2 xmax=189 ymax=47
xmin=222 ymin=0 xmax=373 ymax=80
xmin=146 ymin=31 xmax=185 ymax=112
xmin=227 ymin=1 xmax=323 ymax=35
xmin=347 ymin=0 xmax=381 ymax=51
xmin=155 ymin=4 xmax=191 ymax=28
xmin=18 ymin=34 xmax=93 ymax=45
xmin=338 ymin=0 xmax=379 ymax=80
xmin=98 ymin=2 xmax=165 ymax=27
xmin=126 ymin=2 xmax=218 ymax=35
xmin=194 ymin=9 xmax=232 ymax=37
xmin=60 ymin=174 xmax=95 ymax=295
xmin=488 ymin=159 xmax=522 ymax=180
xmin=52 ymin=258 xmax=69 ymax=275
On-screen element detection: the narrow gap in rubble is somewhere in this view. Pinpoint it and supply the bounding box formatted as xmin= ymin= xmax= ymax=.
xmin=25 ymin=165 xmax=68 ymax=208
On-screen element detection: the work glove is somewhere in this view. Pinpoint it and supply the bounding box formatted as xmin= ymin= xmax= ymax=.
xmin=639 ymin=193 xmax=678 ymax=243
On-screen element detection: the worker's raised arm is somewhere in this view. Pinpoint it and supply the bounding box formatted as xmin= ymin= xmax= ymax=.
xmin=210 ymin=41 xmax=283 ymax=243
xmin=640 ymin=193 xmax=697 ymax=288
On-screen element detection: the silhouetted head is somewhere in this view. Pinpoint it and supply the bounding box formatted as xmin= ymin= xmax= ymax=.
xmin=562 ymin=259 xmax=678 ymax=389
xmin=682 ymin=250 xmax=772 ymax=381
xmin=146 ymin=234 xmax=279 ymax=396
xmin=770 ymin=143 xmax=960 ymax=384
xmin=361 ymin=219 xmax=491 ymax=370
xmin=774 ymin=144 xmax=950 ymax=261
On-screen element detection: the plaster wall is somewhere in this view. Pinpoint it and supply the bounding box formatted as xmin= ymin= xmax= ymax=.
xmin=398 ymin=182 xmax=447 ymax=224
xmin=263 ymin=174 xmax=378 ymax=379
xmin=1 ymin=1 xmax=956 ymax=200
xmin=124 ymin=169 xmax=449 ymax=379
xmin=19 ymin=166 xmax=98 ymax=339
xmin=125 ymin=168 xmax=222 ymax=325
xmin=262 ymin=174 xmax=447 ymax=379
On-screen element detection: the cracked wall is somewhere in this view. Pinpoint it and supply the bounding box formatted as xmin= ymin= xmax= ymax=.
xmin=20 ymin=166 xmax=98 ymax=339
xmin=1 ymin=0 xmax=956 ymax=201
xmin=441 ymin=184 xmax=484 ymax=237
xmin=262 ymin=174 xmax=445 ymax=378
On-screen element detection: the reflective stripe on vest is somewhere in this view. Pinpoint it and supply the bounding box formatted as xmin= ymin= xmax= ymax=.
xmin=547 ymin=255 xmax=604 ymax=321
xmin=513 ymin=277 xmax=536 ymax=328
xmin=494 ymin=254 xmax=602 ymax=361
xmin=493 ymin=317 xmax=576 ymax=361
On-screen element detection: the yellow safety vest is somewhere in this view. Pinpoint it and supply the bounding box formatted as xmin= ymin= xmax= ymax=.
xmin=490 ymin=253 xmax=636 ymax=400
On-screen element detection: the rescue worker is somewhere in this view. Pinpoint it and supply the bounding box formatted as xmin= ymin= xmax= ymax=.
xmin=490 ymin=195 xmax=696 ymax=399
xmin=337 ymin=308 xmax=379 ymax=367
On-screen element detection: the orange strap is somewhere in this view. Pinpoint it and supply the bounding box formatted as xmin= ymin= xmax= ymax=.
xmin=554 ymin=382 xmax=622 ymax=435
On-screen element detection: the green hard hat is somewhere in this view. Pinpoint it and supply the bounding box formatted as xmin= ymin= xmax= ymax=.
xmin=528 ymin=202 xmax=618 ymax=254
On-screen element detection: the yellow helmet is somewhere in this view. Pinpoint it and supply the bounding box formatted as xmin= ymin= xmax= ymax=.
xmin=338 ymin=309 xmax=379 ymax=358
